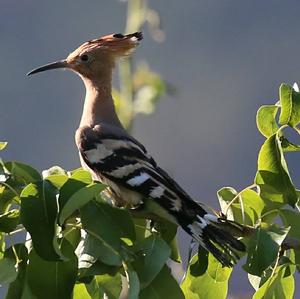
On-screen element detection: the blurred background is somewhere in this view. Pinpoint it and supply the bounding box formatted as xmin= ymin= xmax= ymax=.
xmin=1 ymin=0 xmax=300 ymax=297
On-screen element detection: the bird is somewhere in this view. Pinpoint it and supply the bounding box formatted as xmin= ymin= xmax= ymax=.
xmin=28 ymin=32 xmax=245 ymax=267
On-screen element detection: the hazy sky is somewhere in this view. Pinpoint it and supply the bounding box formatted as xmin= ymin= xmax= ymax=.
xmin=1 ymin=0 xmax=300 ymax=297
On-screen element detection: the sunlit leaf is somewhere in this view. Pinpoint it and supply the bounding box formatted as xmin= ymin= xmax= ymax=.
xmin=256 ymin=105 xmax=279 ymax=137
xmin=73 ymin=284 xmax=92 ymax=299
xmin=182 ymin=252 xmax=232 ymax=299
xmin=253 ymin=264 xmax=294 ymax=299
xmin=0 ymin=142 xmax=8 ymax=151
xmin=279 ymin=83 xmax=300 ymax=127
xmin=5 ymin=161 xmax=41 ymax=184
xmin=255 ymin=133 xmax=298 ymax=206
xmin=280 ymin=137 xmax=300 ymax=152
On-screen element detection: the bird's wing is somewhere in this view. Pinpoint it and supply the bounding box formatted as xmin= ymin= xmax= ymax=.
xmin=76 ymin=124 xmax=205 ymax=218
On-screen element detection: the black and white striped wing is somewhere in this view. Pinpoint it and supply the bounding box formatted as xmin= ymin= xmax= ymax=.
xmin=76 ymin=126 xmax=205 ymax=219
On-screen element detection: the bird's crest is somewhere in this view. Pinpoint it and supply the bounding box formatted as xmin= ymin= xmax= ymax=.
xmin=70 ymin=32 xmax=143 ymax=59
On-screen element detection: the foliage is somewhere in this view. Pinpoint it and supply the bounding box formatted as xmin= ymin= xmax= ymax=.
xmin=1 ymin=83 xmax=300 ymax=298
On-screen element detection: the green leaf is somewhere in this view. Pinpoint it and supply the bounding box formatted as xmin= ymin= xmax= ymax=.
xmin=0 ymin=209 xmax=19 ymax=233
xmin=5 ymin=244 xmax=28 ymax=299
xmin=279 ymin=83 xmax=300 ymax=127
xmin=218 ymin=187 xmax=265 ymax=225
xmin=253 ymin=264 xmax=294 ymax=299
xmin=58 ymin=169 xmax=92 ymax=214
xmin=182 ymin=253 xmax=232 ymax=299
xmin=80 ymin=201 xmax=135 ymax=251
xmin=73 ymin=284 xmax=92 ymax=299
xmin=256 ymin=105 xmax=279 ymax=137
xmin=42 ymin=166 xmax=67 ymax=178
xmin=86 ymin=272 xmax=122 ymax=299
xmin=243 ymin=225 xmax=289 ymax=276
xmin=255 ymin=134 xmax=298 ymax=206
xmin=139 ymin=265 xmax=184 ymax=299
xmin=0 ymin=142 xmax=8 ymax=151
xmin=27 ymin=240 xmax=77 ymax=299
xmin=77 ymin=233 xmax=122 ymax=267
xmin=20 ymin=180 xmax=62 ymax=260
xmin=281 ymin=137 xmax=300 ymax=152
xmin=0 ymin=248 xmax=18 ymax=285
xmin=125 ymin=266 xmax=140 ymax=299
xmin=5 ymin=162 xmax=41 ymax=184
xmin=59 ymin=183 xmax=105 ymax=225
xmin=133 ymin=234 xmax=170 ymax=288
xmin=280 ymin=209 xmax=300 ymax=239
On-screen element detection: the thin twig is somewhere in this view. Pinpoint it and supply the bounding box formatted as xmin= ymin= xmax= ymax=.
xmin=224 ymin=184 xmax=256 ymax=217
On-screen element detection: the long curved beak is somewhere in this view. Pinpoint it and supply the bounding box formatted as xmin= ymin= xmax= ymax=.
xmin=27 ymin=60 xmax=68 ymax=76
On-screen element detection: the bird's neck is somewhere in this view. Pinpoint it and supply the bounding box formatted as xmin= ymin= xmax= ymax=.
xmin=79 ymin=75 xmax=123 ymax=128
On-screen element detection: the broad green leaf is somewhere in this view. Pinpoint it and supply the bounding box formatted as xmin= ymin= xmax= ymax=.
xmin=255 ymin=134 xmax=298 ymax=206
xmin=280 ymin=209 xmax=300 ymax=239
xmin=77 ymin=233 xmax=122 ymax=267
xmin=140 ymin=265 xmax=184 ymax=299
xmin=27 ymin=240 xmax=77 ymax=299
xmin=182 ymin=253 xmax=232 ymax=299
xmin=59 ymin=183 xmax=105 ymax=225
xmin=243 ymin=225 xmax=289 ymax=276
xmin=73 ymin=284 xmax=92 ymax=299
xmin=58 ymin=169 xmax=92 ymax=213
xmin=86 ymin=272 xmax=122 ymax=299
xmin=80 ymin=201 xmax=135 ymax=251
xmin=42 ymin=166 xmax=67 ymax=178
xmin=133 ymin=235 xmax=170 ymax=288
xmin=218 ymin=187 xmax=265 ymax=225
xmin=156 ymin=220 xmax=181 ymax=262
xmin=125 ymin=266 xmax=140 ymax=299
xmin=0 ymin=142 xmax=7 ymax=151
xmin=5 ymin=244 xmax=28 ymax=299
xmin=279 ymin=83 xmax=300 ymax=127
xmin=20 ymin=180 xmax=62 ymax=260
xmin=253 ymin=264 xmax=294 ymax=299
xmin=5 ymin=162 xmax=41 ymax=184
xmin=0 ymin=209 xmax=19 ymax=233
xmin=256 ymin=105 xmax=279 ymax=137
xmin=45 ymin=175 xmax=68 ymax=189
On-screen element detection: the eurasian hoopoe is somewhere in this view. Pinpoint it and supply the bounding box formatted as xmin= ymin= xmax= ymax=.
xmin=28 ymin=32 xmax=245 ymax=266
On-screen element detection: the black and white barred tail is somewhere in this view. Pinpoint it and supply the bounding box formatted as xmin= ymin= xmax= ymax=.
xmin=182 ymin=213 xmax=245 ymax=267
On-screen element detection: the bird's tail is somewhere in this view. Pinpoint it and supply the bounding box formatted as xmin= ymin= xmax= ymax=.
xmin=184 ymin=213 xmax=246 ymax=267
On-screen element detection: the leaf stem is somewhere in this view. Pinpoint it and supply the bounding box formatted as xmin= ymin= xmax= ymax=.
xmin=224 ymin=183 xmax=257 ymax=217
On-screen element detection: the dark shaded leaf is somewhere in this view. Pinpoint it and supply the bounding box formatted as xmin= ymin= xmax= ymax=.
xmin=5 ymin=244 xmax=28 ymax=299
xmin=80 ymin=201 xmax=135 ymax=251
xmin=140 ymin=266 xmax=184 ymax=299
xmin=133 ymin=234 xmax=170 ymax=288
xmin=27 ymin=240 xmax=77 ymax=299
xmin=5 ymin=162 xmax=41 ymax=185
xmin=59 ymin=183 xmax=105 ymax=225
xmin=0 ymin=209 xmax=19 ymax=233
xmin=20 ymin=180 xmax=62 ymax=260
xmin=243 ymin=225 xmax=289 ymax=276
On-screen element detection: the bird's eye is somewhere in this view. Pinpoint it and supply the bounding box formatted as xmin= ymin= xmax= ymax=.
xmin=80 ymin=54 xmax=89 ymax=62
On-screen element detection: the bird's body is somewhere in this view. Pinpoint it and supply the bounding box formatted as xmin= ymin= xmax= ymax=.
xmin=28 ymin=32 xmax=245 ymax=267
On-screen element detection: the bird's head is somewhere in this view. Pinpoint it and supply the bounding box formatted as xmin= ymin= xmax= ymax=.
xmin=27 ymin=32 xmax=143 ymax=79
